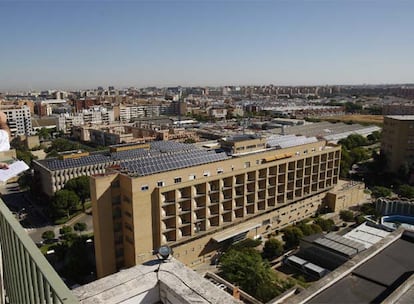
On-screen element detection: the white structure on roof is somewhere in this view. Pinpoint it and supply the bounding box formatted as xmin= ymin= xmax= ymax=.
xmin=266 ymin=135 xmax=319 ymax=149
xmin=343 ymin=222 xmax=390 ymax=249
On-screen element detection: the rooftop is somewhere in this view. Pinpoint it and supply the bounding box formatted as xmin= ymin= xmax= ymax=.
xmin=280 ymin=121 xmax=380 ymax=142
xmin=35 ymin=135 xmax=324 ymax=176
xmin=73 ymin=258 xmax=241 ymax=304
xmin=386 ymin=115 xmax=414 ymax=120
xmin=286 ymin=230 xmax=414 ymax=304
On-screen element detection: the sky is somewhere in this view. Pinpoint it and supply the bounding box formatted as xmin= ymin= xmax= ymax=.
xmin=0 ymin=0 xmax=413 ymax=91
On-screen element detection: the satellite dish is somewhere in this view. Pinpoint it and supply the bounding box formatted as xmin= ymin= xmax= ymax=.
xmin=157 ymin=245 xmax=173 ymax=260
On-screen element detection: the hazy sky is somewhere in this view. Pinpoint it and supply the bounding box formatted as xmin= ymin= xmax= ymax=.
xmin=1 ymin=0 xmax=413 ymax=91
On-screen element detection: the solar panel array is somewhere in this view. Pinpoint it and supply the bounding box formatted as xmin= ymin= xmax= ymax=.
xmin=120 ymin=149 xmax=229 ymax=176
xmin=40 ymin=154 xmax=111 ymax=171
xmin=38 ymin=141 xmax=230 ymax=177
xmin=266 ymin=135 xmax=319 ymax=149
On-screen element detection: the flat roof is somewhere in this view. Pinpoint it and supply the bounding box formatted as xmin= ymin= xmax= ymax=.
xmin=386 ymin=115 xmax=414 ymax=120
xmin=343 ymin=222 xmax=390 ymax=249
xmin=307 ymin=232 xmax=414 ymax=304
xmin=286 ymin=255 xmax=307 ymax=266
xmin=313 ymin=234 xmax=363 ymax=258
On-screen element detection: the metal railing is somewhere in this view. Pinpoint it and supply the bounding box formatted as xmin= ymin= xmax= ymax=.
xmin=0 ymin=199 xmax=78 ymax=304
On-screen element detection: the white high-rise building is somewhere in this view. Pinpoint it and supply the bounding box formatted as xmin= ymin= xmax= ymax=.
xmin=2 ymin=106 xmax=33 ymax=135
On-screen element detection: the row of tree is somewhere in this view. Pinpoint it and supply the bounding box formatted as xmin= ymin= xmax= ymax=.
xmin=49 ymin=176 xmax=90 ymax=221
xmin=339 ymin=133 xmax=380 ymax=178
xmin=219 ymin=246 xmax=294 ymax=302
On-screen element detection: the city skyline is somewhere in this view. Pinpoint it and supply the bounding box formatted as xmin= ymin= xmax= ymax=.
xmin=1 ymin=0 xmax=413 ymax=90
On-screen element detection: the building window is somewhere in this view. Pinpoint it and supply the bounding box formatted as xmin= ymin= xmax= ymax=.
xmin=217 ymin=168 xmax=224 ymax=174
xmin=113 ymin=222 xmax=122 ymax=232
xmin=115 ymin=248 xmax=124 ymax=258
xmin=123 ymin=195 xmax=131 ymax=204
xmin=113 ymin=207 xmax=121 ymax=219
xmin=141 ymin=185 xmax=149 ymax=191
xmin=174 ymin=177 xmax=182 ymax=184
xmin=244 ymin=162 xmax=251 ymax=168
xmin=157 ymin=181 xmax=165 ymax=187
xmin=125 ymin=235 xmax=134 ymax=244
xmin=125 ymin=223 xmax=133 ymax=232
xmin=112 ymin=195 xmax=121 ymax=205
xmin=112 ymin=180 xmax=120 ymax=188
xmin=189 ymin=174 xmax=196 ymax=180
xmin=203 ymin=171 xmax=210 ymax=177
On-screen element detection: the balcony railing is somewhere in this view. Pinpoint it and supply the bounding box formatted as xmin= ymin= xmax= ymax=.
xmin=0 ymin=199 xmax=78 ymax=304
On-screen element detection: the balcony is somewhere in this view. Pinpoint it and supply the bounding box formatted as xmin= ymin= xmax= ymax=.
xmin=0 ymin=199 xmax=78 ymax=303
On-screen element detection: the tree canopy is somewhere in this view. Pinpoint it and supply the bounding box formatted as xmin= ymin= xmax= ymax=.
xmin=339 ymin=210 xmax=354 ymax=222
xmin=371 ymin=186 xmax=392 ymax=198
xmin=282 ymin=227 xmax=304 ymax=249
xmin=219 ymin=248 xmax=292 ymax=302
xmin=74 ymin=222 xmax=87 ymax=233
xmin=314 ymin=217 xmax=334 ymax=232
xmin=398 ymin=184 xmax=414 ymax=199
xmin=263 ymin=238 xmax=284 ymax=260
xmin=51 ymin=189 xmax=79 ymax=218
xmin=42 ymin=230 xmax=55 ymax=241
xmin=64 ymin=176 xmax=90 ymax=211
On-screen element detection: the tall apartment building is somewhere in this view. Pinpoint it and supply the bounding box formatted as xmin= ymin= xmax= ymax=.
xmin=381 ymin=115 xmax=414 ymax=172
xmin=2 ymin=105 xmax=33 ymax=135
xmin=90 ymin=136 xmax=341 ymax=278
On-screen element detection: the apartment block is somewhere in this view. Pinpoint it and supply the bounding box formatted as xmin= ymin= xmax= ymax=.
xmin=90 ymin=136 xmax=341 ymax=278
xmin=2 ymin=105 xmax=33 ymax=135
xmin=381 ymin=115 xmax=414 ymax=172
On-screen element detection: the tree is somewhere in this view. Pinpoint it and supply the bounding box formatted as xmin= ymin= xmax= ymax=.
xmin=219 ymin=248 xmax=291 ymax=302
xmin=398 ymin=184 xmax=414 ymax=199
xmin=42 ymin=230 xmax=55 ymax=241
xmin=74 ymin=222 xmax=87 ymax=234
xmin=37 ymin=127 xmax=51 ymax=140
xmin=355 ymin=215 xmax=366 ymax=225
xmin=184 ymin=138 xmax=196 ymax=144
xmin=310 ymin=223 xmax=323 ymax=234
xmin=64 ymin=176 xmax=90 ymax=212
xmin=59 ymin=225 xmax=72 ymax=235
xmin=296 ymin=222 xmax=314 ymax=236
xmin=314 ymin=217 xmax=334 ymax=232
xmin=339 ymin=210 xmax=354 ymax=222
xmin=340 ymin=148 xmax=352 ymax=177
xmin=282 ymin=227 xmax=304 ymax=249
xmin=350 ymin=147 xmax=370 ymax=163
xmin=16 ymin=149 xmax=36 ymax=165
xmin=367 ymin=131 xmax=381 ymax=143
xmin=339 ymin=134 xmax=368 ymax=150
xmin=263 ymin=238 xmax=283 ymax=260
xmin=52 ymin=190 xmax=79 ymax=219
xmin=371 ymin=186 xmax=391 ymax=198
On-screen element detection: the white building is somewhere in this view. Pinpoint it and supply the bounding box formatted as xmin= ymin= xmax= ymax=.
xmin=2 ymin=106 xmax=33 ymax=135
xmin=57 ymin=107 xmax=115 ymax=133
